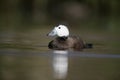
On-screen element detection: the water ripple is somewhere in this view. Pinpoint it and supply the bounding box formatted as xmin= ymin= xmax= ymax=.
xmin=0 ymin=49 xmax=120 ymax=58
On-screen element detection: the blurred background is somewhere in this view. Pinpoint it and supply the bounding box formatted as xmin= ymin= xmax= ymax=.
xmin=0 ymin=0 xmax=120 ymax=53
xmin=0 ymin=0 xmax=120 ymax=80
xmin=0 ymin=0 xmax=120 ymax=52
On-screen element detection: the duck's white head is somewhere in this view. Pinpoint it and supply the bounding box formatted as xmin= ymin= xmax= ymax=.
xmin=47 ymin=25 xmax=69 ymax=37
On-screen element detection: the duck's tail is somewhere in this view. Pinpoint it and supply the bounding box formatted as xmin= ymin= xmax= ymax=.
xmin=84 ymin=43 xmax=93 ymax=49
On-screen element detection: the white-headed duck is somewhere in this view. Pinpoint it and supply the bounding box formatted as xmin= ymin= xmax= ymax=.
xmin=47 ymin=25 xmax=92 ymax=51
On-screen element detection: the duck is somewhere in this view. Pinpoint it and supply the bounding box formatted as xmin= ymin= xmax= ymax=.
xmin=47 ymin=25 xmax=92 ymax=51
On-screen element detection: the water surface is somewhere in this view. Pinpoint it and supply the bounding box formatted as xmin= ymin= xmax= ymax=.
xmin=0 ymin=49 xmax=120 ymax=80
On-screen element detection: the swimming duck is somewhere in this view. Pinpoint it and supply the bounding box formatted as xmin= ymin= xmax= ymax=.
xmin=47 ymin=25 xmax=92 ymax=51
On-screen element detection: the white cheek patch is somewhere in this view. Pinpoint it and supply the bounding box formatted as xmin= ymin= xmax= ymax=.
xmin=57 ymin=27 xmax=69 ymax=37
xmin=47 ymin=25 xmax=69 ymax=37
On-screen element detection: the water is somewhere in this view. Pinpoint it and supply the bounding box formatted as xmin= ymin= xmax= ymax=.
xmin=0 ymin=49 xmax=120 ymax=80
xmin=0 ymin=1 xmax=120 ymax=79
xmin=0 ymin=26 xmax=120 ymax=80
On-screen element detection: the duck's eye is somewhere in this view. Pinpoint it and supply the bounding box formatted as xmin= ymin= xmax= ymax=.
xmin=58 ymin=27 xmax=61 ymax=29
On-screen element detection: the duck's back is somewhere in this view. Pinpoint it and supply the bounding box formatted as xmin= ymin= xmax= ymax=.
xmin=48 ymin=35 xmax=85 ymax=51
xmin=67 ymin=36 xmax=85 ymax=50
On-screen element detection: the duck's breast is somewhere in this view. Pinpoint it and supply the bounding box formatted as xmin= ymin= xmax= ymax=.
xmin=48 ymin=36 xmax=85 ymax=50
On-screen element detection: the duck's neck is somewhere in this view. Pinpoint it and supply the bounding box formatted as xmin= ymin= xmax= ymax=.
xmin=57 ymin=36 xmax=68 ymax=41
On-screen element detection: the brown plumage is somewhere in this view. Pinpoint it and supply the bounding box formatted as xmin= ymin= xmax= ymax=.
xmin=48 ymin=35 xmax=86 ymax=51
xmin=47 ymin=25 xmax=93 ymax=51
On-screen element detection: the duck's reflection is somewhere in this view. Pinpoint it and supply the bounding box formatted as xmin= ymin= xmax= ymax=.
xmin=52 ymin=50 xmax=68 ymax=79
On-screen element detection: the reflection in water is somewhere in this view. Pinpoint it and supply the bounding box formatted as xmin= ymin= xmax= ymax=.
xmin=52 ymin=50 xmax=68 ymax=79
xmin=0 ymin=50 xmax=120 ymax=80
